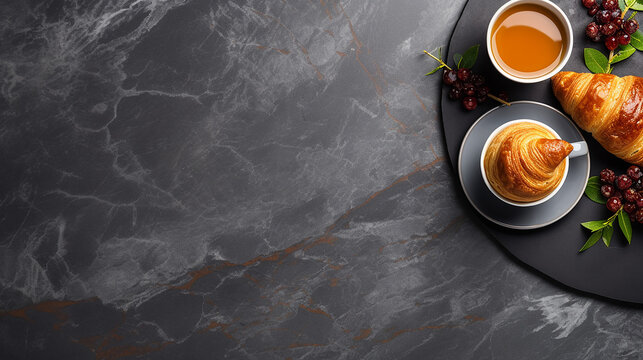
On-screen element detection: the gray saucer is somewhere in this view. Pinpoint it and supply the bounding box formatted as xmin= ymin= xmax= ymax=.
xmin=458 ymin=101 xmax=590 ymax=229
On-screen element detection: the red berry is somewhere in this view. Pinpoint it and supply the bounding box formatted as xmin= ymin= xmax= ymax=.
xmin=630 ymin=212 xmax=637 ymax=223
xmin=614 ymin=190 xmax=623 ymax=200
xmin=477 ymin=95 xmax=487 ymax=104
xmin=601 ymin=23 xmax=618 ymax=36
xmin=464 ymin=85 xmax=476 ymax=97
xmin=457 ymin=68 xmax=471 ymax=82
xmin=582 ymin=0 xmax=597 ymax=9
xmin=627 ymin=165 xmax=643 ymax=180
xmin=477 ymin=85 xmax=490 ymax=97
xmin=605 ymin=36 xmax=618 ymax=51
xmin=442 ymin=69 xmax=458 ymax=86
xmin=637 ymin=194 xmax=643 ymax=207
xmin=637 ymin=209 xmax=643 ymax=223
xmin=610 ymin=9 xmax=621 ymax=20
xmin=449 ymin=87 xmax=462 ymax=100
xmin=617 ymin=32 xmax=631 ymax=45
xmin=624 ymin=19 xmax=639 ymax=34
xmin=462 ymin=97 xmax=477 ymax=111
xmin=588 ymin=5 xmax=599 ymax=16
xmin=617 ymin=174 xmax=633 ymax=190
xmin=600 ymin=168 xmax=616 ymax=184
xmin=612 ymin=18 xmax=623 ymax=28
xmin=635 ymin=178 xmax=643 ymax=191
xmin=597 ymin=10 xmax=612 ymax=24
xmin=624 ymin=202 xmax=637 ymax=214
xmin=586 ymin=22 xmax=600 ymax=38
xmin=601 ymin=184 xmax=616 ymax=198
xmin=607 ymin=197 xmax=622 ymax=212
xmin=471 ymin=74 xmax=485 ymax=87
xmin=603 ymin=0 xmax=618 ymax=10
xmin=624 ymin=188 xmax=638 ymax=203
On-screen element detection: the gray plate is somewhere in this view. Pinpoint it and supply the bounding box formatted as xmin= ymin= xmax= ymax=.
xmin=458 ymin=101 xmax=590 ymax=229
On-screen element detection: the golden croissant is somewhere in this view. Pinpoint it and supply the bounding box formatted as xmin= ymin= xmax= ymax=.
xmin=484 ymin=122 xmax=573 ymax=202
xmin=551 ymin=71 xmax=643 ymax=165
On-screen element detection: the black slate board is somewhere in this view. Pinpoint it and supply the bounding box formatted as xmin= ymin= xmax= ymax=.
xmin=442 ymin=0 xmax=643 ymax=303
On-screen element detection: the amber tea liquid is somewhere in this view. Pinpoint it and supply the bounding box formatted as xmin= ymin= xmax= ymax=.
xmin=490 ymin=3 xmax=567 ymax=79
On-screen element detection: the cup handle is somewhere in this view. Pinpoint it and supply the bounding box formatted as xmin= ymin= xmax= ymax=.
xmin=569 ymin=141 xmax=588 ymax=159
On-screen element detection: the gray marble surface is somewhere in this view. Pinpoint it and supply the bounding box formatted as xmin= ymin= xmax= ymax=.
xmin=1 ymin=0 xmax=643 ymax=359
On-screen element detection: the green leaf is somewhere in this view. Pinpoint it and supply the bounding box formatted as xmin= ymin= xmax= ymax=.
xmin=425 ymin=64 xmax=445 ymax=75
xmin=581 ymin=220 xmax=607 ymax=231
xmin=621 ymin=0 xmax=643 ymax=10
xmin=602 ymin=226 xmax=613 ymax=247
xmin=631 ymin=31 xmax=643 ymax=51
xmin=579 ymin=230 xmax=603 ymax=252
xmin=611 ymin=44 xmax=636 ymax=63
xmin=454 ymin=53 xmax=463 ymax=69
xmin=618 ymin=210 xmax=633 ymax=244
xmin=584 ymin=176 xmax=607 ymax=204
xmin=584 ymin=48 xmax=610 ymax=74
xmin=631 ymin=0 xmax=643 ymax=11
xmin=459 ymin=44 xmax=480 ymax=69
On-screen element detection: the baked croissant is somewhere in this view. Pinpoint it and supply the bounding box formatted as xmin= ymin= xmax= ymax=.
xmin=551 ymin=71 xmax=643 ymax=165
xmin=484 ymin=122 xmax=573 ymax=202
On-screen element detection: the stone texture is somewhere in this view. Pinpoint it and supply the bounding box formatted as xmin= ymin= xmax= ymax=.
xmin=1 ymin=0 xmax=642 ymax=359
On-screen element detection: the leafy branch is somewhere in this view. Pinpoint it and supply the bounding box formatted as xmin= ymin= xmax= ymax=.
xmin=580 ymin=176 xmax=633 ymax=252
xmin=585 ymin=0 xmax=643 ymax=73
xmin=422 ymin=45 xmax=511 ymax=106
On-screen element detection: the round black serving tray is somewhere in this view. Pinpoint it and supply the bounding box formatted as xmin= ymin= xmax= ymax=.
xmin=442 ymin=0 xmax=643 ymax=303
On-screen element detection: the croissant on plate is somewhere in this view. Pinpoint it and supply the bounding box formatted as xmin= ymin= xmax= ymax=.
xmin=484 ymin=122 xmax=573 ymax=202
xmin=551 ymin=71 xmax=643 ymax=165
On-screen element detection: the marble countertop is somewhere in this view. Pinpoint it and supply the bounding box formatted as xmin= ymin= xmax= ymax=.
xmin=1 ymin=0 xmax=642 ymax=358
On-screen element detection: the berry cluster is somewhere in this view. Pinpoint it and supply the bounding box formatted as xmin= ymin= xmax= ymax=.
xmin=583 ymin=0 xmax=639 ymax=51
xmin=599 ymin=166 xmax=643 ymax=222
xmin=442 ymin=68 xmax=508 ymax=111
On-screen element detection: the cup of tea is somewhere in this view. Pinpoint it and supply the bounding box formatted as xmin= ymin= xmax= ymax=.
xmin=480 ymin=119 xmax=588 ymax=207
xmin=486 ymin=0 xmax=573 ymax=83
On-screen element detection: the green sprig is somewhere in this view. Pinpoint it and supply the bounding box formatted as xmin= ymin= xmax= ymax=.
xmin=585 ymin=2 xmax=641 ymax=73
xmin=580 ymin=176 xmax=634 ymax=252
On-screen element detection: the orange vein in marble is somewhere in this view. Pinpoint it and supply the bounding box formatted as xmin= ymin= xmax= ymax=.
xmin=414 ymin=183 xmax=433 ymax=191
xmin=1 ymin=298 xmax=96 ymax=330
xmin=299 ymin=304 xmax=332 ymax=319
xmin=353 ymin=328 xmax=372 ymax=341
xmin=411 ymin=88 xmax=429 ymax=113
xmin=170 ymin=156 xmax=443 ymax=291
xmin=288 ymin=342 xmax=327 ymax=348
xmin=336 ymin=51 xmax=347 ymax=57
xmin=338 ymin=2 xmax=416 ymax=133
xmin=339 ymin=2 xmax=362 ymax=49
xmin=250 ymin=8 xmax=323 ymax=80
xmin=168 ymin=242 xmax=306 ymax=290
xmin=378 ymin=239 xmax=408 ymax=253
xmin=320 ymin=0 xmax=333 ymax=19
xmin=201 ymin=321 xmax=234 ymax=339
xmin=244 ymin=273 xmax=262 ymax=286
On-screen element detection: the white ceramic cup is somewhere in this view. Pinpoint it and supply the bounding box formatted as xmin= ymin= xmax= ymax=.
xmin=480 ymin=119 xmax=588 ymax=207
xmin=486 ymin=0 xmax=573 ymax=83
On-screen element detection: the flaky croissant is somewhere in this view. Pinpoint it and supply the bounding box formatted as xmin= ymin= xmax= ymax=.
xmin=484 ymin=122 xmax=573 ymax=202
xmin=551 ymin=71 xmax=643 ymax=165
